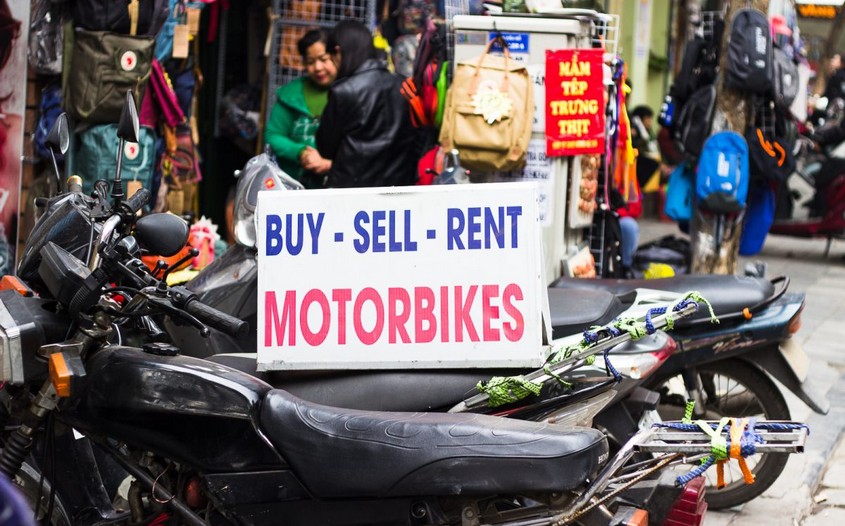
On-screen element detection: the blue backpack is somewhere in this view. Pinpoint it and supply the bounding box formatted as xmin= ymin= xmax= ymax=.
xmin=72 ymin=124 xmax=157 ymax=199
xmin=695 ymin=131 xmax=749 ymax=214
xmin=664 ymin=163 xmax=695 ymax=222
xmin=33 ymin=84 xmax=65 ymax=162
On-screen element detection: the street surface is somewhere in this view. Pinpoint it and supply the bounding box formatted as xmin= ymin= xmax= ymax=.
xmin=637 ymin=218 xmax=845 ymax=526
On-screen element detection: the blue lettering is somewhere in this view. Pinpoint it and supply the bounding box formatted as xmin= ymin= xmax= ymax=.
xmin=467 ymin=207 xmax=481 ymax=250
xmin=506 ymin=206 xmax=522 ymax=248
xmin=266 ymin=215 xmax=283 ymax=256
xmin=388 ymin=210 xmax=402 ymax=252
xmin=485 ymin=207 xmax=505 ymax=249
xmin=404 ymin=210 xmax=418 ymax=251
xmin=286 ymin=214 xmax=304 ymax=256
xmin=307 ymin=213 xmax=325 ymax=254
xmin=447 ymin=208 xmax=465 ymax=250
xmin=372 ymin=210 xmax=386 ymax=253
xmin=353 ymin=211 xmax=369 ymax=253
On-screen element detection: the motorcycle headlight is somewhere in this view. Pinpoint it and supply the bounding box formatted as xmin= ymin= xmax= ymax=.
xmin=233 ymin=154 xmax=303 ymax=247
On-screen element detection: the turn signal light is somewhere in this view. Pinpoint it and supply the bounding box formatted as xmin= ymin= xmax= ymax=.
xmin=0 ymin=276 xmax=31 ymax=296
xmin=609 ymin=506 xmax=648 ymax=526
xmin=48 ymin=352 xmax=86 ymax=398
xmin=788 ymin=305 xmax=804 ymax=335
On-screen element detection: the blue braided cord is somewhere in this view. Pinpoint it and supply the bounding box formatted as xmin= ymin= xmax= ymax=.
xmin=645 ymin=306 xmax=667 ymax=334
xmin=655 ymin=421 xmax=810 ymax=434
xmin=677 ymin=456 xmax=715 ymax=487
xmin=608 ymin=326 xmax=623 ymax=337
xmin=603 ymin=349 xmax=622 ymax=382
xmin=673 ymin=299 xmax=697 ymax=312
xmin=583 ymin=329 xmax=600 ymax=344
xmin=652 ymin=422 xmax=701 ymax=431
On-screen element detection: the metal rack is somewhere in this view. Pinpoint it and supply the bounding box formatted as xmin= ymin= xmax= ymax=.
xmin=265 ymin=0 xmax=376 ymax=125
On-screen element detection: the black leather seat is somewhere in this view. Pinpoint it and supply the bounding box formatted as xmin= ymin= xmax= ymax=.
xmin=550 ymin=275 xmax=774 ymax=320
xmin=547 ymin=288 xmax=629 ymax=339
xmin=260 ymin=389 xmax=608 ymax=499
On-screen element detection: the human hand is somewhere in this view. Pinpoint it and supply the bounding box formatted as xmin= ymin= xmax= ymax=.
xmin=299 ymin=146 xmax=321 ymax=168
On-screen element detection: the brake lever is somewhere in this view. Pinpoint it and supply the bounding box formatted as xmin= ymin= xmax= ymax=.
xmin=147 ymin=296 xmax=210 ymax=338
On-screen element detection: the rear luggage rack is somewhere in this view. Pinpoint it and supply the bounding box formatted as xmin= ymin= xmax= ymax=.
xmin=637 ymin=420 xmax=808 ymax=455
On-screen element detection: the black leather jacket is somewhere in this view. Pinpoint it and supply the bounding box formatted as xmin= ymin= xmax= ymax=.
xmin=316 ymin=59 xmax=419 ymax=187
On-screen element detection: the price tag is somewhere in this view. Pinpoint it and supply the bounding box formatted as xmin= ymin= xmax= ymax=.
xmin=172 ymin=24 xmax=190 ymax=59
xmin=187 ymin=7 xmax=201 ymax=34
xmin=127 ymin=180 xmax=143 ymax=198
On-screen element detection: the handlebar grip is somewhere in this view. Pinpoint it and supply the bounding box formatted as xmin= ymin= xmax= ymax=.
xmin=121 ymin=188 xmax=151 ymax=216
xmin=183 ymin=299 xmax=249 ymax=340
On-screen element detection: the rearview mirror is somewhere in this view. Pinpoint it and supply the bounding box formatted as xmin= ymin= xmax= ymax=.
xmin=45 ymin=113 xmax=69 ymax=155
xmin=117 ymin=90 xmax=139 ymax=143
xmin=135 ymin=213 xmax=190 ymax=257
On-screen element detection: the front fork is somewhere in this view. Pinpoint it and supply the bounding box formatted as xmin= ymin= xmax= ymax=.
xmin=0 ymin=382 xmax=59 ymax=478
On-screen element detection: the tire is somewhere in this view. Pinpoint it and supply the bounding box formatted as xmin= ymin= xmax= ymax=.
xmin=646 ymin=359 xmax=791 ymax=510
xmin=14 ymin=461 xmax=72 ymax=526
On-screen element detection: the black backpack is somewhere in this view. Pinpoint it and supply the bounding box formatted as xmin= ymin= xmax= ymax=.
xmin=772 ymin=46 xmax=799 ymax=109
xmin=673 ymin=85 xmax=717 ymax=160
xmin=725 ymin=8 xmax=774 ymax=94
xmin=670 ymin=32 xmax=721 ymax=105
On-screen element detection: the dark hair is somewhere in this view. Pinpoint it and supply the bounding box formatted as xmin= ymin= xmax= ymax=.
xmin=327 ymin=20 xmax=376 ymax=79
xmin=297 ymin=29 xmax=328 ymax=58
xmin=0 ymin=0 xmax=21 ymax=71
xmin=631 ymin=105 xmax=654 ymax=120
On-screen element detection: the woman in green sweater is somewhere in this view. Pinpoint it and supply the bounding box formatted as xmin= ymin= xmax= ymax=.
xmin=265 ymin=29 xmax=337 ymax=188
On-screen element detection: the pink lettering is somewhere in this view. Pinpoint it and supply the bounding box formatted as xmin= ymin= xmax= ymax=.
xmin=388 ymin=288 xmax=411 ymax=344
xmin=502 ymin=284 xmax=524 ymax=341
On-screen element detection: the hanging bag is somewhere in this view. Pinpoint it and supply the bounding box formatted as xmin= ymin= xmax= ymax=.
xmin=64 ymin=2 xmax=155 ymax=124
xmin=664 ymin=163 xmax=695 ymax=222
xmin=724 ymin=8 xmax=774 ymax=94
xmin=439 ymin=39 xmax=533 ymax=172
xmin=695 ymin=131 xmax=750 ymax=214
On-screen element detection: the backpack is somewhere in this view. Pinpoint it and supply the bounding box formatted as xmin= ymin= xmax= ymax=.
xmin=670 ymin=34 xmax=720 ymax=105
xmin=72 ymin=0 xmax=170 ymax=37
xmin=725 ymin=8 xmax=774 ymax=94
xmin=696 ymin=131 xmax=750 ymax=214
xmin=673 ymin=85 xmax=716 ymax=160
xmin=72 ymin=124 xmax=157 ymax=199
xmin=33 ymin=84 xmax=65 ymax=162
xmin=664 ymin=163 xmax=695 ymax=222
xmin=772 ymin=46 xmax=799 ymax=109
xmin=739 ymin=182 xmax=775 ymax=256
xmin=394 ymin=0 xmax=436 ymax=35
xmin=28 ymin=0 xmax=66 ymax=75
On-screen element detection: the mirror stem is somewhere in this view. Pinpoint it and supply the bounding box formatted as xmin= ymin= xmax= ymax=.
xmin=49 ymin=148 xmax=62 ymax=196
xmin=113 ymin=137 xmax=126 ymax=206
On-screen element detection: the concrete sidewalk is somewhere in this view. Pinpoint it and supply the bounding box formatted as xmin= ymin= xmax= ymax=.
xmin=636 ymin=219 xmax=845 ymax=526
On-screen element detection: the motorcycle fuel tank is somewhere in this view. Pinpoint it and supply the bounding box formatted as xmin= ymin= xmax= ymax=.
xmin=61 ymin=346 xmax=283 ymax=472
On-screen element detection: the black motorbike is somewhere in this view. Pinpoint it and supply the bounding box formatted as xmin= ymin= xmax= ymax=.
xmin=0 ymin=100 xmax=771 ymax=526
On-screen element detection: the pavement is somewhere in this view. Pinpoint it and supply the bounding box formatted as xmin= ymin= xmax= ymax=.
xmin=637 ymin=218 xmax=845 ymax=526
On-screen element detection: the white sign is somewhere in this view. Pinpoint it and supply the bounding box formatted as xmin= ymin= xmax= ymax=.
xmin=256 ymin=183 xmax=548 ymax=370
xmin=487 ymin=139 xmax=554 ymax=227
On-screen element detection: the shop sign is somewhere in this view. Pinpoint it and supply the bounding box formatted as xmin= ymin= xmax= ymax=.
xmin=256 ymin=184 xmax=549 ymax=371
xmin=489 ymin=32 xmax=530 ymax=62
xmin=545 ymin=48 xmax=605 ymax=157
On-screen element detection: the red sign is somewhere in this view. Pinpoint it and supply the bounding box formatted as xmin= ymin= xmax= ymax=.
xmin=545 ymin=49 xmax=606 ymax=157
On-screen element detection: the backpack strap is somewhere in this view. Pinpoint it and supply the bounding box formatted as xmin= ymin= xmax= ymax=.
xmin=128 ymin=0 xmax=140 ymax=36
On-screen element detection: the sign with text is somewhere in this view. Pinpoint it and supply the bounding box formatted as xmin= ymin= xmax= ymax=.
xmin=256 ymin=184 xmax=547 ymax=370
xmin=545 ymin=48 xmax=605 ymax=156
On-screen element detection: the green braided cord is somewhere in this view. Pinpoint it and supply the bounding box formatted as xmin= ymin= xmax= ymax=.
xmin=476 ymin=376 xmax=543 ymax=408
xmin=683 ymin=399 xmax=695 ymax=425
xmin=543 ymin=363 xmax=572 ymax=389
xmin=613 ymin=317 xmax=648 ymax=339
xmin=697 ymin=417 xmax=730 ymax=460
xmin=678 ymin=291 xmax=719 ymax=324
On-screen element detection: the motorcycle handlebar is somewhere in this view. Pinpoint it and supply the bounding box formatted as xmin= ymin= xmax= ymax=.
xmin=120 ymin=188 xmax=151 ymax=217
xmin=170 ymin=286 xmax=249 ymax=340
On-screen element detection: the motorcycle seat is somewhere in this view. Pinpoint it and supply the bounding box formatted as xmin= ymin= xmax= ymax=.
xmin=208 ymin=353 xmax=518 ymax=412
xmin=550 ymin=275 xmax=774 ymax=321
xmin=260 ymin=389 xmax=608 ymax=498
xmin=546 ymin=288 xmax=629 ymax=339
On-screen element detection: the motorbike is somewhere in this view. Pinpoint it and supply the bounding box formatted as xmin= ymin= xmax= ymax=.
xmin=551 ymin=272 xmax=827 ymax=509
xmin=0 ymin=99 xmax=789 ymax=526
xmin=767 ymin=134 xmax=845 ymax=254
xmin=166 ymin=149 xmax=825 ymax=510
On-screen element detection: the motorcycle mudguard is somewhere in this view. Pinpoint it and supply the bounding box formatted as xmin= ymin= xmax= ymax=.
xmin=744 ymin=346 xmax=830 ymax=415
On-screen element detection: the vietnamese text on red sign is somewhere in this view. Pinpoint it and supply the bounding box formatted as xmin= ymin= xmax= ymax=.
xmin=545 ymin=49 xmax=606 ymax=156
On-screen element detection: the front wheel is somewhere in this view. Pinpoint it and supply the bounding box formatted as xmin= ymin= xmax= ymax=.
xmin=646 ymin=359 xmax=791 ymax=510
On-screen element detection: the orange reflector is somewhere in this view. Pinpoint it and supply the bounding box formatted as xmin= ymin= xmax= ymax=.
xmin=742 ymin=308 xmax=752 ymax=320
xmin=788 ymin=311 xmax=803 ymax=335
xmin=0 ymin=276 xmax=30 ymax=296
xmin=627 ymin=509 xmax=648 ymax=526
xmin=49 ymin=354 xmax=72 ymax=398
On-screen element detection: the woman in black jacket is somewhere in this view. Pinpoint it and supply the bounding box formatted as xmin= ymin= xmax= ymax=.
xmin=316 ymin=20 xmax=418 ymax=187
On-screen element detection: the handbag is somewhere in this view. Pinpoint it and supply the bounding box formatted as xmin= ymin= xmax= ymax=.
xmin=161 ymin=124 xmax=199 ymax=216
xmin=438 ymin=40 xmax=533 ymax=172
xmin=664 ymin=163 xmax=695 ymax=222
